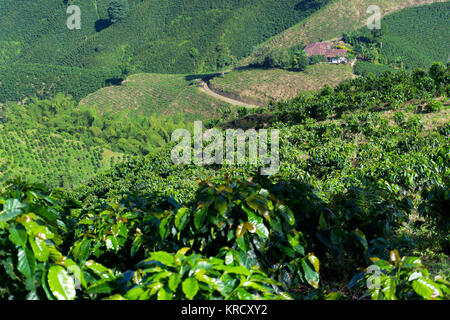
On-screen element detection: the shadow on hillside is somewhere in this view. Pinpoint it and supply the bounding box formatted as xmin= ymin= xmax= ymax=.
xmin=184 ymin=66 xmax=259 ymax=83
xmin=95 ymin=19 xmax=112 ymax=32
xmin=294 ymin=0 xmax=326 ymax=11
xmin=184 ymin=73 xmax=222 ymax=83
xmin=105 ymin=78 xmax=124 ymax=86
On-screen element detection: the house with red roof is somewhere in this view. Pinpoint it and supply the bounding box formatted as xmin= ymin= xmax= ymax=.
xmin=304 ymin=42 xmax=348 ymax=64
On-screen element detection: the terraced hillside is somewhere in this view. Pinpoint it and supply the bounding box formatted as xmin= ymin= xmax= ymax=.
xmin=79 ymin=73 xmax=233 ymax=120
xmin=0 ymin=126 xmax=124 ymax=188
xmin=352 ymin=2 xmax=450 ymax=70
xmin=0 ymin=0 xmax=330 ymax=73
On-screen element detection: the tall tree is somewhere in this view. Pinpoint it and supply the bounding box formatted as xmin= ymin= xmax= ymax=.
xmin=216 ymin=42 xmax=233 ymax=75
xmin=292 ymin=50 xmax=308 ymax=71
xmin=108 ymin=0 xmax=130 ymax=24
xmin=429 ymin=62 xmax=446 ymax=94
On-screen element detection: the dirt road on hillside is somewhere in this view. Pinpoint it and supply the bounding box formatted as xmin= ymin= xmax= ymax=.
xmin=199 ymin=81 xmax=262 ymax=109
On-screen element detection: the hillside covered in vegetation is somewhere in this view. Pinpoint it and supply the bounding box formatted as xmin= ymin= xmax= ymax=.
xmin=0 ymin=0 xmax=449 ymax=302
xmin=1 ymin=63 xmax=449 ymax=300
xmin=208 ymin=1 xmax=449 ymax=105
xmin=0 ymin=0 xmax=329 ymax=73
xmin=347 ymin=1 xmax=450 ymax=75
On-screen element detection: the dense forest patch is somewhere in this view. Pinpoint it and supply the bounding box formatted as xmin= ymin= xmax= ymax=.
xmin=0 ymin=0 xmax=329 ymax=73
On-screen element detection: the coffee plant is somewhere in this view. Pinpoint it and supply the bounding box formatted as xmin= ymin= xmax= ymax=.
xmin=350 ymin=250 xmax=450 ymax=300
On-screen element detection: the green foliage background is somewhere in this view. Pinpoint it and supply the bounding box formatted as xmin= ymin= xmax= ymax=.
xmin=0 ymin=0 xmax=330 ymax=73
xmin=347 ymin=2 xmax=449 ymax=73
xmin=0 ymin=1 xmax=449 ymax=301
xmin=0 ymin=64 xmax=121 ymax=103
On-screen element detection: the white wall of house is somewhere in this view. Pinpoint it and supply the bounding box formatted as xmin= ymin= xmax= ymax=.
xmin=330 ymin=57 xmax=347 ymax=64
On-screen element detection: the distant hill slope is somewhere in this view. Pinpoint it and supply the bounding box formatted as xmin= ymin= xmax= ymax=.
xmin=0 ymin=0 xmax=330 ymax=74
xmin=249 ymin=0 xmax=447 ymax=60
xmin=218 ymin=0 xmax=448 ymax=107
xmin=350 ymin=2 xmax=449 ymax=74
xmin=375 ymin=2 xmax=450 ymax=70
xmin=0 ymin=125 xmax=124 ymax=189
xmin=209 ymin=64 xmax=355 ymax=105
xmin=0 ymin=63 xmax=121 ymax=103
xmin=79 ymin=73 xmax=232 ymax=120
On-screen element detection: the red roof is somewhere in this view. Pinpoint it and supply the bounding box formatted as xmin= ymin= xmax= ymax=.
xmin=304 ymin=42 xmax=347 ymax=58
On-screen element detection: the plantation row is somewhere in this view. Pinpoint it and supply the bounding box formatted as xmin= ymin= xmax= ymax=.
xmin=271 ymin=62 xmax=449 ymax=122
xmin=1 ymin=105 xmax=448 ymax=299
xmin=1 ymin=93 xmax=190 ymax=158
xmin=0 ymin=64 xmax=121 ymax=103
xmin=0 ymin=125 xmax=125 ymax=188
xmin=0 ymin=0 xmax=330 ymax=74
xmin=344 ymin=2 xmax=449 ymax=74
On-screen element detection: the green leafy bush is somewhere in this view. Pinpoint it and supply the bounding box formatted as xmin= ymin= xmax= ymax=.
xmin=113 ymin=250 xmax=291 ymax=300
xmin=161 ymin=176 xmax=321 ymax=290
xmin=0 ymin=64 xmax=121 ymax=103
xmin=350 ymin=250 xmax=450 ymax=300
xmin=0 ymin=182 xmax=85 ymax=300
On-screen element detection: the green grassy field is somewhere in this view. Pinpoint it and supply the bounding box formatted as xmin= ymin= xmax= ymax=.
xmin=209 ymin=64 xmax=355 ymax=105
